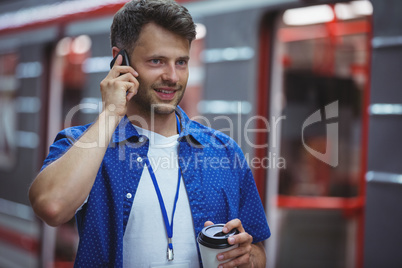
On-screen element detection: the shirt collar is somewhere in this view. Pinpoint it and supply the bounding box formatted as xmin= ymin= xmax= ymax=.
xmin=112 ymin=106 xmax=206 ymax=147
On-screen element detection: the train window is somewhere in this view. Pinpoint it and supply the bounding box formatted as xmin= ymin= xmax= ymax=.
xmin=275 ymin=3 xmax=371 ymax=198
xmin=55 ymin=35 xmax=92 ymax=128
xmin=0 ymin=52 xmax=19 ymax=170
xmin=180 ymin=22 xmax=206 ymax=120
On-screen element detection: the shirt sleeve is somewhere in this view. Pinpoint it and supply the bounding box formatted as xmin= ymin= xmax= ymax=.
xmin=40 ymin=125 xmax=89 ymax=171
xmin=40 ymin=126 xmax=90 ymax=212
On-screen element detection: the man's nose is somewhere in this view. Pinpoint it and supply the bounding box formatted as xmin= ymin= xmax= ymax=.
xmin=162 ymin=64 xmax=179 ymax=83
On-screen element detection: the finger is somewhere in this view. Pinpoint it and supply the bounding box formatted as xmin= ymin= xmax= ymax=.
xmin=110 ymin=80 xmax=134 ymax=95
xmin=223 ymin=219 xmax=245 ymax=234
xmin=126 ymin=90 xmax=137 ymax=101
xmin=111 ymin=65 xmax=138 ymax=78
xmin=219 ymin=252 xmax=251 ymax=268
xmin=121 ymin=74 xmax=138 ymax=101
xmin=217 ymin=243 xmax=251 ymax=262
xmin=117 ymin=66 xmax=138 ymax=77
xmin=204 ymin=221 xmax=214 ymax=227
xmin=126 ymin=81 xmax=139 ymax=101
xmin=227 ymin=232 xmax=253 ymax=246
xmin=114 ymin=72 xmax=138 ymax=84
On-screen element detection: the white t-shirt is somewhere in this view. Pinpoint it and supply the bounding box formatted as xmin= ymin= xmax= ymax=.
xmin=123 ymin=126 xmax=199 ymax=267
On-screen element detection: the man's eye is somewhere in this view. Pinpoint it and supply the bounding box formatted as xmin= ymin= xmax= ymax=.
xmin=151 ymin=59 xmax=161 ymax=64
xmin=177 ymin=60 xmax=187 ymax=66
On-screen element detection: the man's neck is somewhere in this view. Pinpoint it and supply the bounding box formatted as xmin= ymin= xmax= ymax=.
xmin=127 ymin=110 xmax=178 ymax=137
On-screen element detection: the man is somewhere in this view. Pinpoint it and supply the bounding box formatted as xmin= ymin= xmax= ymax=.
xmin=29 ymin=0 xmax=270 ymax=267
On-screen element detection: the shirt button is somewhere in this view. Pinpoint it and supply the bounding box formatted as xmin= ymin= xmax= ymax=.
xmin=139 ymin=137 xmax=145 ymax=143
xmin=137 ymin=157 xmax=143 ymax=163
xmin=126 ymin=193 xmax=132 ymax=199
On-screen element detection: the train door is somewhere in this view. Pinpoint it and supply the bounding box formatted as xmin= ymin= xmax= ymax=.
xmin=259 ymin=2 xmax=372 ymax=267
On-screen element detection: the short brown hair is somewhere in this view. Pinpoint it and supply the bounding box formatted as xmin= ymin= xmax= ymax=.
xmin=110 ymin=0 xmax=196 ymax=54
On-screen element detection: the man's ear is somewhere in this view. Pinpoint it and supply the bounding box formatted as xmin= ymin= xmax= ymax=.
xmin=112 ymin=46 xmax=120 ymax=58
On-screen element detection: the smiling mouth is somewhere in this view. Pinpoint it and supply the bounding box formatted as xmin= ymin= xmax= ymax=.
xmin=155 ymin=89 xmax=175 ymax=94
xmin=154 ymin=88 xmax=178 ymax=100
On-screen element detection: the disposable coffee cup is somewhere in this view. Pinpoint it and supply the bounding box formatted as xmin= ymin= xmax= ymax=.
xmin=197 ymin=224 xmax=239 ymax=268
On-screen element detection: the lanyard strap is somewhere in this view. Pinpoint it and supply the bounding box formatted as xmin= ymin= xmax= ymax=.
xmin=144 ymin=158 xmax=181 ymax=258
xmin=143 ymin=114 xmax=181 ymax=261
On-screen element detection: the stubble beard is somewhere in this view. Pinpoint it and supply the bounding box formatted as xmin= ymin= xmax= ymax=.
xmin=132 ymin=80 xmax=185 ymax=118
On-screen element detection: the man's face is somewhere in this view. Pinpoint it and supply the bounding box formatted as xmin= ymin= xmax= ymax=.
xmin=129 ymin=22 xmax=190 ymax=117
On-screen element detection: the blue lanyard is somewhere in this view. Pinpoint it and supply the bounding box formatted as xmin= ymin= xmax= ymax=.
xmin=143 ymin=114 xmax=181 ymax=261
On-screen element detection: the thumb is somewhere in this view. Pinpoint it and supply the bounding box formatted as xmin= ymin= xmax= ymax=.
xmin=204 ymin=221 xmax=214 ymax=227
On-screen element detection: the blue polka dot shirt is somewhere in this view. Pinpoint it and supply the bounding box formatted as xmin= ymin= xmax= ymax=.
xmin=41 ymin=106 xmax=271 ymax=267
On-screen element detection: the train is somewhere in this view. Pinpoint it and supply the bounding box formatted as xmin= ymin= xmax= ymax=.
xmin=0 ymin=0 xmax=401 ymax=267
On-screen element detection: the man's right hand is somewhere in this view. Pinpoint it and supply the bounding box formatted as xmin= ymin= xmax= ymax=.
xmin=100 ymin=54 xmax=139 ymax=117
xmin=29 ymin=54 xmax=140 ymax=227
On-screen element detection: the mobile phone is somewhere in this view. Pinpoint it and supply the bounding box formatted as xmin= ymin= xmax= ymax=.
xmin=110 ymin=49 xmax=130 ymax=69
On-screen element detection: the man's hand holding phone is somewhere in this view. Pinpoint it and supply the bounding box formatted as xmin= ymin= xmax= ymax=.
xmin=100 ymin=50 xmax=139 ymax=118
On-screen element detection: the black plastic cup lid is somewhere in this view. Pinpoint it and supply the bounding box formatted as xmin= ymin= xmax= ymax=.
xmin=197 ymin=224 xmax=239 ymax=249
